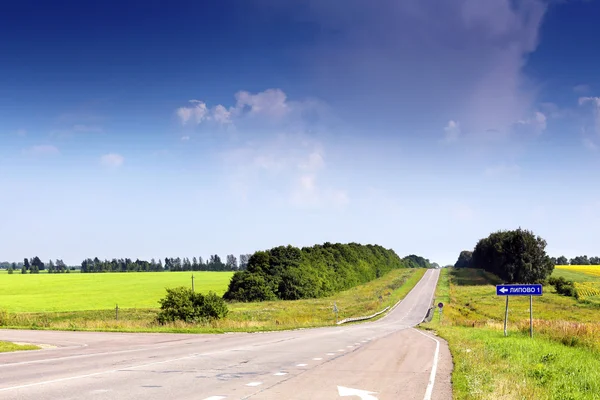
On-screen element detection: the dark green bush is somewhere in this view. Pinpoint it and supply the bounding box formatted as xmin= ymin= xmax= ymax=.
xmin=549 ymin=276 xmax=578 ymax=299
xmin=157 ymin=287 xmax=228 ymax=324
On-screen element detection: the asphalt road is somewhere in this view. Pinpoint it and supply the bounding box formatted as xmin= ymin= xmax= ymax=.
xmin=0 ymin=269 xmax=452 ymax=400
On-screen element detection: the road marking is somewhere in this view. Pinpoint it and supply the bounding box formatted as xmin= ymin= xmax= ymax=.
xmin=0 ymin=352 xmax=202 ymax=392
xmin=203 ymin=397 xmax=226 ymax=400
xmin=355 ymin=342 xmax=361 ymax=345
xmin=296 ymin=363 xmax=308 ymax=367
xmin=0 ymin=344 xmax=179 ymax=368
xmin=246 ymin=382 xmax=262 ymax=387
xmin=273 ymin=372 xmax=287 ymax=376
xmin=347 ymin=345 xmax=354 ymax=348
xmin=338 ymin=385 xmax=378 ymax=400
xmin=412 ymin=328 xmax=440 ymax=400
xmin=326 ymin=353 xmax=335 ymax=356
xmin=337 ymin=349 xmax=345 ymax=352
xmin=312 ymin=357 xmax=322 ymax=360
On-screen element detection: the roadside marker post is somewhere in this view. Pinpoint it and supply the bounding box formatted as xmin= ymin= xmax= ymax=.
xmin=333 ymin=302 xmax=339 ymax=324
xmin=437 ymin=302 xmax=443 ymax=323
xmin=496 ymin=284 xmax=542 ymax=338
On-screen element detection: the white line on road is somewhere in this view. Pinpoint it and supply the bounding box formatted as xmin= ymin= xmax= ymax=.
xmin=296 ymin=363 xmax=308 ymax=367
xmin=0 ymin=353 xmax=201 ymax=392
xmin=326 ymin=353 xmax=335 ymax=356
xmin=412 ymin=328 xmax=440 ymax=400
xmin=203 ymin=396 xmax=226 ymax=400
xmin=273 ymin=372 xmax=287 ymax=376
xmin=246 ymin=382 xmax=262 ymax=387
xmin=312 ymin=357 xmax=322 ymax=360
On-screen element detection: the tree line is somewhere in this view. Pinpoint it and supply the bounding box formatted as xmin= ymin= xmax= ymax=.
xmin=80 ymin=254 xmax=252 ymax=273
xmin=551 ymin=255 xmax=600 ymax=265
xmin=454 ymin=228 xmax=554 ymax=283
xmin=224 ymin=242 xmax=415 ymax=302
xmin=2 ymin=257 xmax=71 ymax=274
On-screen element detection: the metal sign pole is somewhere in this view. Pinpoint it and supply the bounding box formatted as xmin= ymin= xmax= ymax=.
xmin=530 ymin=295 xmax=533 ymax=338
xmin=504 ymin=296 xmax=509 ymax=337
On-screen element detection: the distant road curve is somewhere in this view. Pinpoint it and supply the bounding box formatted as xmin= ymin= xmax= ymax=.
xmin=0 ymin=269 xmax=452 ymax=400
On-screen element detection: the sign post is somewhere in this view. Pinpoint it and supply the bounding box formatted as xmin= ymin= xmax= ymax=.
xmin=333 ymin=302 xmax=339 ymax=324
xmin=496 ymin=284 xmax=542 ymax=338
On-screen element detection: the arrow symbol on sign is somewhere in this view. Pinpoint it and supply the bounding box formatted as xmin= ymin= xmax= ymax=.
xmin=499 ymin=287 xmax=508 ymax=294
xmin=337 ymin=385 xmax=379 ymax=400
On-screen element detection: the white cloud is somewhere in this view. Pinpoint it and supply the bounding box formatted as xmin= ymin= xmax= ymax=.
xmin=24 ymin=145 xmax=59 ymax=156
xmin=213 ymin=104 xmax=233 ymax=124
xmin=578 ymin=96 xmax=600 ymax=135
xmin=100 ymin=153 xmax=124 ymax=168
xmin=516 ymin=111 xmax=547 ymax=135
xmin=234 ymin=89 xmax=289 ymax=119
xmin=181 ymin=136 xmax=190 ymax=141
xmin=442 ymin=120 xmax=460 ymax=143
xmin=176 ymin=100 xmax=209 ymax=125
xmin=574 ymin=84 xmax=590 ymax=94
xmin=174 ymin=88 xmax=327 ymax=131
xmin=223 ymin=132 xmax=345 ymax=209
xmin=270 ymin=0 xmax=547 ymax=140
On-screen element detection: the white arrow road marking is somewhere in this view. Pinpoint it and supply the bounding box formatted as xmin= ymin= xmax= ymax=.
xmin=246 ymin=382 xmax=262 ymax=387
xmin=337 ymin=385 xmax=379 ymax=400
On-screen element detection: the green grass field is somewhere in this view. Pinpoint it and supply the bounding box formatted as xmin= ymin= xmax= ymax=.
xmin=0 ymin=272 xmax=233 ymax=312
xmin=0 ymin=268 xmax=424 ymax=333
xmin=423 ymin=268 xmax=600 ymax=399
xmin=0 ymin=341 xmax=39 ymax=353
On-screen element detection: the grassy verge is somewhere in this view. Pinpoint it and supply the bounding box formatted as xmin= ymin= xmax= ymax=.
xmin=0 ymin=341 xmax=40 ymax=353
xmin=1 ymin=268 xmax=425 ymax=334
xmin=422 ymin=268 xmax=600 ymax=399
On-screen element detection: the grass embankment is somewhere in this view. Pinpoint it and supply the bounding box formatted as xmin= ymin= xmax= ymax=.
xmin=0 ymin=272 xmax=233 ymax=312
xmin=422 ymin=268 xmax=600 ymax=399
xmin=0 ymin=268 xmax=425 ymax=333
xmin=0 ymin=341 xmax=39 ymax=353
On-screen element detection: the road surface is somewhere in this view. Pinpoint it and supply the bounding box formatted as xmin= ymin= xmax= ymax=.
xmin=0 ymin=269 xmax=452 ymax=400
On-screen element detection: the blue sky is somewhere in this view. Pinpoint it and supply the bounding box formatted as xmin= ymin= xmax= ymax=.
xmin=2 ymin=0 xmax=600 ymax=266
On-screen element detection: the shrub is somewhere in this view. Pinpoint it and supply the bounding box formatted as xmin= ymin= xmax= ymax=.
xmin=156 ymin=287 xmax=228 ymax=324
xmin=549 ymin=276 xmax=578 ymax=299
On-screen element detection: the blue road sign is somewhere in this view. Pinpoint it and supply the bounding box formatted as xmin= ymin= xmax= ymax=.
xmin=496 ymin=284 xmax=543 ymax=296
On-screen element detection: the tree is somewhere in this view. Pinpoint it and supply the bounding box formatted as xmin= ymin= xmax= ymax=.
xmin=471 ymin=228 xmax=554 ymax=283
xmin=182 ymin=257 xmax=192 ymax=271
xmin=31 ymin=256 xmax=45 ymax=271
xmin=454 ymin=251 xmax=473 ymax=268
xmin=239 ymin=254 xmax=251 ymax=270
xmin=23 ymin=258 xmax=30 ymax=271
xmin=556 ymin=256 xmax=568 ymax=265
xmin=226 ymin=254 xmax=238 ymax=271
xmin=47 ymin=259 xmax=55 ymax=273
xmin=192 ymin=257 xmax=199 ymax=271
